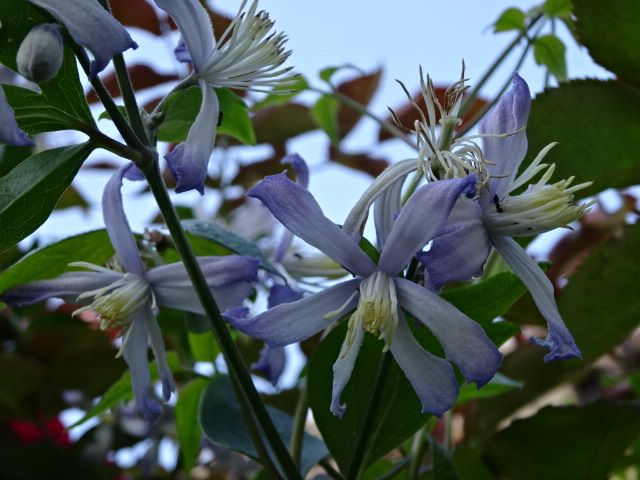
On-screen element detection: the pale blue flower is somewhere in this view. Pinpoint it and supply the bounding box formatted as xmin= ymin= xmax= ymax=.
xmin=2 ymin=163 xmax=259 ymax=420
xmin=420 ymin=74 xmax=588 ymax=361
xmin=153 ymin=0 xmax=291 ymax=194
xmin=0 ymin=86 xmax=34 ymax=146
xmin=27 ymin=0 xmax=138 ymax=78
xmin=232 ymin=173 xmax=501 ymax=417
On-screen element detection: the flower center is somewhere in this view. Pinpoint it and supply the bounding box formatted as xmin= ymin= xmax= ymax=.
xmin=484 ymin=144 xmax=593 ymax=236
xmin=351 ymin=272 xmax=400 ymax=351
xmin=73 ymin=272 xmax=152 ymax=330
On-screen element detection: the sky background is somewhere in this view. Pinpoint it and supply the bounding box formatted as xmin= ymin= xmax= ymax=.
xmin=31 ymin=0 xmax=611 ymax=248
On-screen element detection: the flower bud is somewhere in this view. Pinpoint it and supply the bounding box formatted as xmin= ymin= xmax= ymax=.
xmin=16 ymin=24 xmax=64 ymax=84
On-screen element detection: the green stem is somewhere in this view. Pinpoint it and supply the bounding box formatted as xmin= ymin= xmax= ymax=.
xmin=407 ymin=425 xmax=429 ymax=480
xmin=113 ymin=54 xmax=149 ymax=144
xmin=290 ymin=381 xmax=309 ymax=468
xmin=228 ymin=370 xmax=281 ymax=478
xmin=309 ymin=86 xmax=416 ymax=148
xmin=83 ymin=127 xmax=142 ymax=162
xmin=374 ymin=458 xmax=411 ymax=480
xmin=443 ymin=410 xmax=453 ymax=453
xmin=460 ymin=14 xmax=543 ymax=118
xmin=141 ymin=161 xmax=301 ymax=479
xmin=346 ymin=352 xmax=393 ymax=480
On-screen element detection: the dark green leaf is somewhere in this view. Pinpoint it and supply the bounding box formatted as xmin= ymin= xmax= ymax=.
xmin=176 ymin=379 xmax=208 ymax=472
xmin=0 ymin=143 xmax=94 ymax=254
xmin=0 ymin=230 xmax=112 ymax=294
xmin=157 ymin=86 xmax=256 ymax=145
xmin=0 ymin=145 xmax=32 ymax=178
xmin=311 ymin=95 xmax=340 ymax=144
xmin=533 ymin=34 xmax=567 ymax=81
xmin=182 ymin=219 xmax=281 ymax=277
xmin=199 ymin=375 xmax=328 ymax=475
xmin=574 ymin=0 xmax=640 ymax=85
xmin=457 ymin=373 xmax=522 ymax=405
xmin=527 ymin=80 xmax=640 ymax=198
xmin=98 ymin=105 xmax=128 ymax=122
xmin=308 ymin=322 xmax=431 ymax=473
xmin=494 ymin=8 xmax=526 ymax=32
xmin=559 ymin=224 xmax=640 ymax=361
xmin=441 ymin=272 xmax=525 ymax=345
xmin=453 ymin=447 xmax=496 ymax=480
xmin=0 ymin=0 xmax=94 ymax=133
xmin=430 ymin=439 xmax=461 ymax=480
xmin=543 ymin=0 xmax=572 ymax=17
xmin=484 ymin=402 xmax=640 ymax=480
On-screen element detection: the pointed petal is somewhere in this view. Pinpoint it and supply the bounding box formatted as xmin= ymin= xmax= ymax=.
xmin=418 ymin=198 xmax=491 ymax=291
xmin=248 ymin=173 xmax=376 ymax=276
xmin=378 ymin=176 xmax=476 ymax=275
xmin=252 ymin=345 xmax=286 ymax=386
xmin=395 ymin=277 xmax=502 ymax=387
xmin=148 ymin=256 xmax=259 ymax=313
xmin=343 ymin=158 xmax=418 ymax=242
xmin=389 ymin=318 xmax=458 ymax=416
xmin=1 ymin=270 xmax=121 ymax=306
xmin=28 ymin=0 xmax=138 ymax=78
xmin=374 ymin=174 xmax=404 ymax=250
xmin=267 ymin=284 xmax=303 ymax=308
xmin=479 ymin=73 xmax=530 ymax=203
xmin=153 ymin=0 xmax=215 ymax=72
xmin=491 ymin=235 xmax=581 ymax=361
xmin=281 ymin=153 xmax=309 ymax=188
xmin=122 ymin=313 xmax=161 ymax=422
xmin=166 ymin=81 xmax=219 ymax=194
xmin=103 ymin=163 xmax=145 ymax=276
xmin=331 ymin=320 xmax=364 ymax=417
xmin=231 ymin=278 xmax=361 ymax=347
xmin=144 ymin=310 xmax=174 ymax=401
xmin=0 ymin=85 xmax=34 ymax=146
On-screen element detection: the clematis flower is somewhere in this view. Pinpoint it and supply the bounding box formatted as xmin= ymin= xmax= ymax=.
xmin=420 ymin=74 xmax=590 ymax=361
xmin=1 ymin=163 xmax=259 ymax=420
xmin=232 ymin=173 xmax=501 ymax=417
xmin=0 ymin=85 xmax=34 ymax=146
xmin=153 ymin=0 xmax=291 ymax=194
xmin=27 ymin=0 xmax=138 ymax=78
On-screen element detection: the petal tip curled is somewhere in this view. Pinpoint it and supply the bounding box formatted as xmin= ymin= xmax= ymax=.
xmin=530 ymin=334 xmax=582 ymax=362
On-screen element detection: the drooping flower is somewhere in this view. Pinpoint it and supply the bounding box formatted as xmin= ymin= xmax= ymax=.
xmin=420 ymin=74 xmax=590 ymax=361
xmin=1 ymin=163 xmax=259 ymax=420
xmin=27 ymin=0 xmax=138 ymax=78
xmin=153 ymin=0 xmax=292 ymax=194
xmin=231 ymin=173 xmax=501 ymax=417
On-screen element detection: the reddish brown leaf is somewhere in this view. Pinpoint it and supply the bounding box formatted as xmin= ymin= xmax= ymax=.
xmin=379 ymin=86 xmax=488 ymax=141
xmin=252 ymin=103 xmax=317 ymax=146
xmin=231 ymin=157 xmax=283 ymax=189
xmin=330 ymin=146 xmax=389 ymax=177
xmin=110 ymin=0 xmax=162 ymax=35
xmin=336 ymin=68 xmax=382 ymax=139
xmin=87 ymin=65 xmax=178 ymax=103
xmin=166 ymin=4 xmax=233 ymax=37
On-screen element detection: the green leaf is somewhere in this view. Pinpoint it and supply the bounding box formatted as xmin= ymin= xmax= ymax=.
xmin=0 ymin=143 xmax=94 ymax=254
xmin=526 ymin=80 xmax=640 ymax=198
xmin=157 ymin=86 xmax=256 ymax=145
xmin=199 ymin=375 xmax=328 ymax=475
xmin=188 ymin=331 xmax=220 ymax=362
xmin=308 ymin=322 xmax=431 ymax=473
xmin=457 ymin=373 xmax=522 ymax=405
xmin=494 ymin=8 xmax=526 ymax=32
xmin=98 ymin=105 xmax=128 ymax=122
xmin=252 ymin=75 xmax=309 ymax=110
xmin=0 ymin=230 xmax=112 ymax=294
xmin=70 ymin=352 xmax=180 ymax=427
xmin=311 ymin=95 xmax=340 ymax=144
xmin=181 ymin=219 xmax=281 ymax=277
xmin=176 ymin=379 xmax=208 ymax=473
xmin=0 ymin=145 xmax=32 ymax=178
xmin=484 ymin=402 xmax=640 ymax=480
xmin=543 ymin=0 xmax=572 ymax=17
xmin=559 ymin=224 xmax=640 ymax=361
xmin=533 ymin=34 xmax=567 ymax=81
xmin=574 ymin=0 xmax=640 ymax=85
xmin=0 ymin=0 xmax=94 ymax=133
xmin=441 ymin=272 xmax=525 ymax=345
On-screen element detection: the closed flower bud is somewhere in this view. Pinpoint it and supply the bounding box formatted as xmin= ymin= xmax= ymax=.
xmin=16 ymin=24 xmax=64 ymax=84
